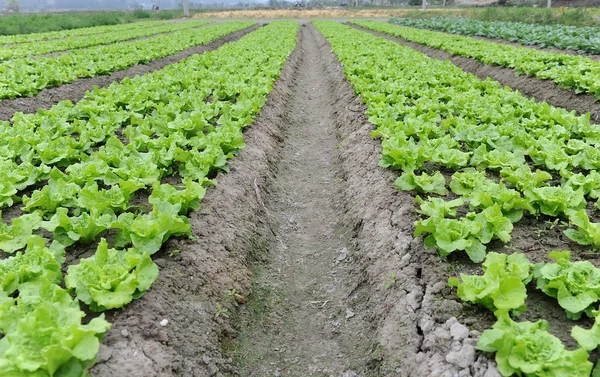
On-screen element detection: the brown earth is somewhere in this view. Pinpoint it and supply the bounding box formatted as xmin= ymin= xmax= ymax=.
xmin=350 ymin=23 xmax=600 ymax=123
xmin=235 ymin=23 xmax=377 ymax=376
xmin=0 ymin=24 xmax=259 ymax=121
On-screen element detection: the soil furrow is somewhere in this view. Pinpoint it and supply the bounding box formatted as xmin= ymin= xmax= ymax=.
xmin=235 ymin=23 xmax=376 ymax=376
xmin=0 ymin=24 xmax=259 ymax=121
xmin=350 ymin=23 xmax=600 ymax=123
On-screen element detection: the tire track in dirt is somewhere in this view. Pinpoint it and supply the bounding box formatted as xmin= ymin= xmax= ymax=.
xmin=350 ymin=23 xmax=600 ymax=123
xmin=235 ymin=23 xmax=377 ymax=376
xmin=0 ymin=24 xmax=259 ymax=121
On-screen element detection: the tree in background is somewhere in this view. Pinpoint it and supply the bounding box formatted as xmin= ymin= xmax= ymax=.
xmin=5 ymin=0 xmax=19 ymax=11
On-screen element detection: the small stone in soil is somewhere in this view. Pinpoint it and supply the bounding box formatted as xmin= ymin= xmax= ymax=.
xmin=336 ymin=248 xmax=347 ymax=262
xmin=345 ymin=309 xmax=355 ymax=319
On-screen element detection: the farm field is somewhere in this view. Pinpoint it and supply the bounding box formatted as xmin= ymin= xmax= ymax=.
xmin=2 ymin=12 xmax=600 ymax=377
xmin=389 ymin=17 xmax=600 ymax=54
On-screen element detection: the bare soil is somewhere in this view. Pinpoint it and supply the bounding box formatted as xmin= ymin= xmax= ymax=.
xmin=0 ymin=25 xmax=258 ymax=121
xmin=350 ymin=24 xmax=600 ymax=123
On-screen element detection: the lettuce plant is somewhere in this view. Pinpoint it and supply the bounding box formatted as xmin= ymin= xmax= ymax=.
xmin=572 ymin=313 xmax=600 ymax=351
xmin=415 ymin=204 xmax=512 ymax=263
xmin=0 ymin=235 xmax=64 ymax=295
xmin=0 ymin=279 xmax=111 ymax=377
xmin=563 ymin=209 xmax=600 ymax=248
xmin=0 ymin=212 xmax=43 ymax=253
xmin=65 ymin=239 xmax=159 ymax=312
xmin=477 ymin=313 xmax=592 ymax=377
xmin=449 ymin=252 xmax=532 ymax=315
xmin=534 ymin=251 xmax=600 ymax=320
xmin=395 ymin=170 xmax=448 ymax=195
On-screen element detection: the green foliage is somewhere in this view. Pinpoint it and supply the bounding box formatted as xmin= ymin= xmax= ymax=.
xmin=0 ymin=21 xmax=254 ymax=101
xmin=395 ymin=171 xmax=448 ymax=195
xmin=448 ymin=252 xmax=533 ymax=314
xmin=0 ymin=21 xmax=210 ymax=62
xmin=476 ymin=313 xmax=592 ymax=377
xmin=0 ymin=212 xmax=43 ymax=253
xmin=0 ymin=279 xmax=111 ymax=377
xmin=572 ymin=313 xmax=600 ymax=352
xmin=390 ymin=16 xmax=600 ymax=53
xmin=563 ymin=210 xmax=600 ymax=248
xmin=0 ymin=236 xmax=64 ymax=295
xmin=534 ymin=251 xmax=600 ymax=320
xmin=65 ymin=239 xmax=158 ymax=312
xmin=415 ymin=204 xmax=512 ymax=262
xmin=0 ymin=21 xmax=300 ymax=375
xmin=358 ymin=20 xmax=600 ymax=99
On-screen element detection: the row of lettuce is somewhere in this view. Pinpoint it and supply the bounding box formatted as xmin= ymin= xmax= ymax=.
xmin=0 ymin=20 xmax=210 ymax=62
xmin=352 ymin=20 xmax=600 ymax=101
xmin=391 ymin=17 xmax=600 ymax=55
xmin=0 ymin=21 xmax=254 ymax=103
xmin=0 ymin=20 xmax=169 ymax=45
xmin=313 ymin=20 xmax=600 ymax=376
xmin=0 ymin=21 xmax=299 ymax=376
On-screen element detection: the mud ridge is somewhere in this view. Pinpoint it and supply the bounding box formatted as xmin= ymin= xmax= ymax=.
xmin=313 ymin=24 xmax=500 ymax=376
xmin=350 ymin=24 xmax=600 ymax=123
xmin=0 ymin=24 xmax=259 ymax=121
xmin=90 ymin=23 xmax=297 ymax=377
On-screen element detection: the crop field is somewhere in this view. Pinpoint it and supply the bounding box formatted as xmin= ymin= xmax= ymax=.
xmin=2 ymin=12 xmax=600 ymax=377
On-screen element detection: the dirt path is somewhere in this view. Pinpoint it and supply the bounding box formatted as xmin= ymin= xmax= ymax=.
xmin=236 ymin=24 xmax=375 ymax=376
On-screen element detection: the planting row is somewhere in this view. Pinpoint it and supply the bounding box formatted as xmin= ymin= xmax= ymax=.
xmin=0 ymin=21 xmax=299 ymax=376
xmin=0 ymin=21 xmax=254 ymax=102
xmin=354 ymin=20 xmax=600 ymax=100
xmin=0 ymin=20 xmax=170 ymax=45
xmin=0 ymin=20 xmax=210 ymax=61
xmin=314 ymin=20 xmax=600 ymax=376
xmin=391 ymin=17 xmax=600 ymax=55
